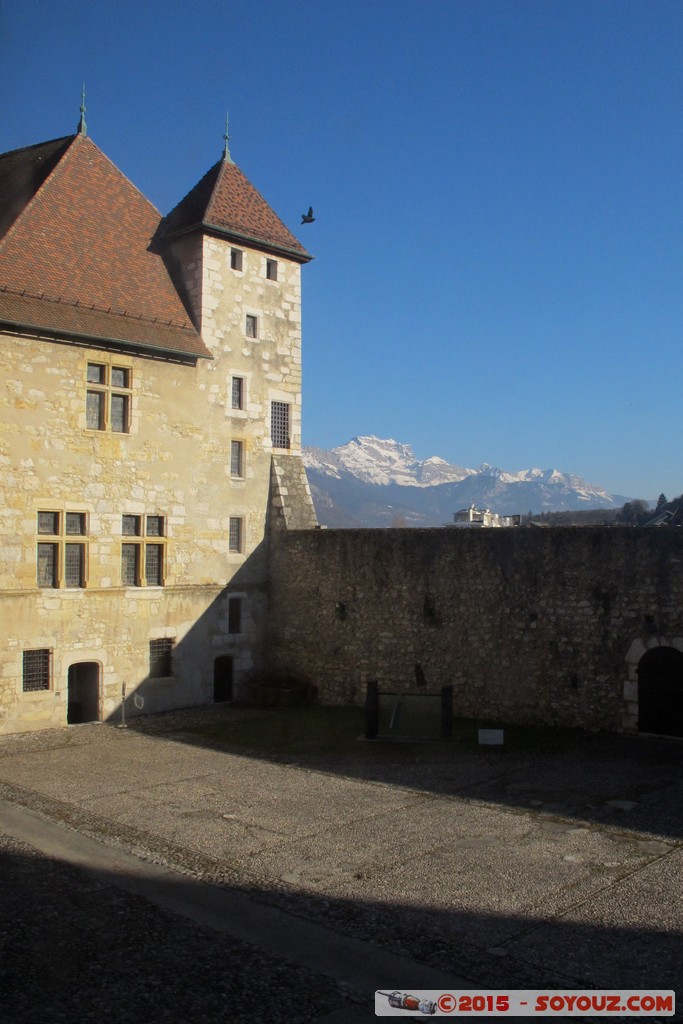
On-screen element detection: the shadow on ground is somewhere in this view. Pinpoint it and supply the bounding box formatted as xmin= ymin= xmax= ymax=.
xmin=128 ymin=703 xmax=683 ymax=843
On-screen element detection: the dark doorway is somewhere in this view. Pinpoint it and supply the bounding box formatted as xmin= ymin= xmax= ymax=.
xmin=67 ymin=662 xmax=100 ymax=724
xmin=214 ymin=656 xmax=233 ymax=703
xmin=638 ymin=646 xmax=683 ymax=737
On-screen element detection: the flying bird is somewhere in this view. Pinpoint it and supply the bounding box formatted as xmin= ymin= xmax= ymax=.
xmin=301 ymin=206 xmax=315 ymax=224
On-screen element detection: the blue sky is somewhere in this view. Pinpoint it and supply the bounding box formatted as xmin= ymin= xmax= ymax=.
xmin=2 ymin=0 xmax=682 ymax=500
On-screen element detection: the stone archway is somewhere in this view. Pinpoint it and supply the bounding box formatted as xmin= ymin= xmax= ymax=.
xmin=638 ymin=646 xmax=683 ymax=737
xmin=623 ymin=636 xmax=683 ymax=733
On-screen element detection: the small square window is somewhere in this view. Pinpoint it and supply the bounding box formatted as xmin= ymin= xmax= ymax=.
xmin=146 ymin=516 xmax=164 ymax=537
xmin=230 ymin=440 xmax=244 ymax=478
xmin=231 ymin=376 xmax=244 ymax=411
xmin=228 ymin=517 xmax=243 ymax=553
xmin=23 ymin=649 xmax=51 ymax=692
xmin=266 ymin=259 xmax=278 ymax=281
xmin=230 ymin=248 xmax=243 ymax=271
xmin=228 ymin=597 xmax=242 ymax=634
xmin=149 ymin=638 xmax=173 ymax=678
xmin=87 ymin=363 xmax=105 ymax=384
xmin=37 ymin=511 xmax=59 ymax=535
xmin=245 ymin=315 xmax=258 ymax=339
xmin=111 ymin=367 xmax=130 ymax=388
xmin=65 ymin=512 xmax=86 ymax=535
xmin=122 ymin=515 xmax=141 ymax=537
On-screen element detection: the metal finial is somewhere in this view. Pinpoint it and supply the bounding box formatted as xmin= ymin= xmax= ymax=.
xmin=223 ymin=111 xmax=233 ymax=163
xmin=77 ymin=83 xmax=87 ymax=136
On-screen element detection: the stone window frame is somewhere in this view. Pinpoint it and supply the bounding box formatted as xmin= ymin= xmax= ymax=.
xmin=85 ymin=359 xmax=133 ymax=434
xmin=121 ymin=514 xmax=167 ymax=587
xmin=230 ymin=247 xmax=244 ymax=272
xmin=245 ymin=314 xmax=258 ymax=340
xmin=37 ymin=509 xmax=88 ymax=589
xmin=265 ymin=258 xmax=278 ymax=282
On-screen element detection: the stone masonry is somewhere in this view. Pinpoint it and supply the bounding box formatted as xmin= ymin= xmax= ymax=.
xmin=265 ymin=525 xmax=683 ymax=732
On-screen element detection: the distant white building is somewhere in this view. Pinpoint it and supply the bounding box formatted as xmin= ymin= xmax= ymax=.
xmin=449 ymin=505 xmax=521 ymax=528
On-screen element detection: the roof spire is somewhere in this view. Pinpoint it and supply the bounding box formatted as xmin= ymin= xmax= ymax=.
xmin=77 ymin=83 xmax=87 ymax=137
xmin=223 ymin=111 xmax=233 ymax=163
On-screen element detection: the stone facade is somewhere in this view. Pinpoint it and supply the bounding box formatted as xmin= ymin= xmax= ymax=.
xmin=265 ymin=526 xmax=683 ymax=732
xmin=0 ymin=134 xmax=316 ymax=734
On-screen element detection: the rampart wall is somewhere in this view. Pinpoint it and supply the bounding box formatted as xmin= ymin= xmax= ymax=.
xmin=266 ymin=527 xmax=683 ymax=731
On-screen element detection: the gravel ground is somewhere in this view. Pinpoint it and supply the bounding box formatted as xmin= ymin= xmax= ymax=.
xmin=1 ymin=707 xmax=680 ymax=1023
xmin=0 ymin=831 xmax=352 ymax=1024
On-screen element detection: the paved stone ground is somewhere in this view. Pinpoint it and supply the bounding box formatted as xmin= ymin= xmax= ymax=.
xmin=0 ymin=707 xmax=681 ymax=1021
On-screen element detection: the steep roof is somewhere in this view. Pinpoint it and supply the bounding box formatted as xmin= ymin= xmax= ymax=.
xmin=0 ymin=136 xmax=73 ymax=240
xmin=0 ymin=133 xmax=209 ymax=360
xmin=161 ymin=156 xmax=312 ymax=263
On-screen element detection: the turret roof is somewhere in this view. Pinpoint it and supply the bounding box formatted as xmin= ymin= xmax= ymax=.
xmin=161 ymin=156 xmax=312 ymax=263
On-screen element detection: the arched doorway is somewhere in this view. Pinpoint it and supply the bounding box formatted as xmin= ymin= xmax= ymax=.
xmin=67 ymin=662 xmax=100 ymax=724
xmin=638 ymin=646 xmax=683 ymax=737
xmin=213 ymin=656 xmax=233 ymax=703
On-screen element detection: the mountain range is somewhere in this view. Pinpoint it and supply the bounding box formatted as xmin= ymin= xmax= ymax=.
xmin=302 ymin=436 xmax=632 ymax=527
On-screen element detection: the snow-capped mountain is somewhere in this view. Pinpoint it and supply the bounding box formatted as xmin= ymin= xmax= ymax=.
xmin=303 ymin=436 xmax=471 ymax=487
xmin=302 ymin=436 xmax=625 ymax=527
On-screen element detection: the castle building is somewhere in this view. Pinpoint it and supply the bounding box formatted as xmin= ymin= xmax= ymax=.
xmin=0 ymin=117 xmax=316 ymax=734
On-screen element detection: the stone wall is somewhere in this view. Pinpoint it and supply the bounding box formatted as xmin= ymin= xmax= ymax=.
xmin=0 ymin=229 xmax=309 ymax=733
xmin=266 ymin=526 xmax=683 ymax=731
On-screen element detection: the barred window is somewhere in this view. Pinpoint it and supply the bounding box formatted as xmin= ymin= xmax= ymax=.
xmin=228 ymin=597 xmax=242 ymax=634
xmin=271 ymin=401 xmax=290 ymax=449
xmin=245 ymin=314 xmax=258 ymax=339
xmin=231 ymin=376 xmax=244 ymax=411
xmin=23 ymin=649 xmax=50 ymax=692
xmin=230 ymin=440 xmax=244 ymax=477
xmin=228 ymin=517 xmax=243 ymax=553
xmin=149 ymin=639 xmax=173 ymax=678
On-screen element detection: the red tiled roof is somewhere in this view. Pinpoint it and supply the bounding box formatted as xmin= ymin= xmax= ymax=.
xmin=0 ymin=133 xmax=210 ymax=359
xmin=0 ymin=288 xmax=209 ymax=359
xmin=162 ymin=158 xmax=312 ymax=263
xmin=0 ymin=136 xmax=73 ymax=240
